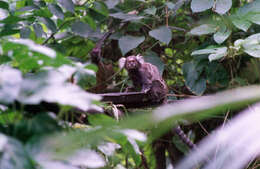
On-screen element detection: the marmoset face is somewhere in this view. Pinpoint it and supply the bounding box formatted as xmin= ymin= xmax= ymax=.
xmin=125 ymin=55 xmax=140 ymax=70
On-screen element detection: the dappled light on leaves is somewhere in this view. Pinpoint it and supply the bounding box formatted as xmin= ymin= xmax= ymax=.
xmin=0 ymin=65 xmax=22 ymax=103
xmin=11 ymin=39 xmax=56 ymax=58
xmin=176 ymin=103 xmax=260 ymax=169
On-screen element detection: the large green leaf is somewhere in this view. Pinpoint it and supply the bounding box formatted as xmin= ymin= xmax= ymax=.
xmin=0 ymin=134 xmax=34 ymax=169
xmin=104 ymin=0 xmax=120 ymax=9
xmin=92 ymin=1 xmax=108 ymax=17
xmin=40 ymin=17 xmax=57 ymax=33
xmin=213 ymin=25 xmax=231 ymax=44
xmin=149 ymin=26 xmax=172 ymax=45
xmin=182 ymin=62 xmax=206 ymax=95
xmin=57 ymin=0 xmax=74 ymax=13
xmin=48 ymin=4 xmax=64 ymax=19
xmin=71 ymin=21 xmax=93 ymax=38
xmin=0 ymin=1 xmax=9 ymax=10
xmin=232 ymin=17 xmax=252 ymax=32
xmin=0 ymin=65 xmax=22 ymax=104
xmin=33 ymin=23 xmax=45 ymax=38
xmin=192 ymin=47 xmax=228 ymax=61
xmin=189 ymin=24 xmax=217 ymax=35
xmin=20 ymin=27 xmax=31 ymax=39
xmin=110 ymin=12 xmax=144 ymax=22
xmin=191 ymin=0 xmax=214 ymax=13
xmin=119 ymin=35 xmax=145 ymax=55
xmin=17 ymin=66 xmax=100 ymax=111
xmin=236 ymin=33 xmax=260 ymax=58
xmin=144 ymin=51 xmax=164 ymax=76
xmin=214 ymin=0 xmax=232 ymax=14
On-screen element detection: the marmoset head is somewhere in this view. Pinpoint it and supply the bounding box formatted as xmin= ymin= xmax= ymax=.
xmin=119 ymin=55 xmax=144 ymax=70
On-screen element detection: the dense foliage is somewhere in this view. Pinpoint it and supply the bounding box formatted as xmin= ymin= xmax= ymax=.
xmin=1 ymin=0 xmax=260 ymax=169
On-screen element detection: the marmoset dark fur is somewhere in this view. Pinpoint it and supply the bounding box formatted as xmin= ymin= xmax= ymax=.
xmin=119 ymin=55 xmax=168 ymax=102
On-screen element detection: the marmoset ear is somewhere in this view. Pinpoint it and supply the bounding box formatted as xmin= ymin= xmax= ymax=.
xmin=136 ymin=54 xmax=144 ymax=64
xmin=119 ymin=57 xmax=126 ymax=69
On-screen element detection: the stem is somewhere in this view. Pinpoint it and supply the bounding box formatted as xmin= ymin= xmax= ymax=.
xmin=42 ymin=19 xmax=73 ymax=45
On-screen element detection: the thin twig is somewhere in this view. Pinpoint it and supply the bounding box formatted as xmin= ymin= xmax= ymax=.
xmin=42 ymin=20 xmax=72 ymax=45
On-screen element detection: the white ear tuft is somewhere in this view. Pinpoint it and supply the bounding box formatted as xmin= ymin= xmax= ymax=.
xmin=136 ymin=54 xmax=144 ymax=64
xmin=119 ymin=57 xmax=126 ymax=69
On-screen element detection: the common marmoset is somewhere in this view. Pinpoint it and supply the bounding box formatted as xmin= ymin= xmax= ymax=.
xmin=119 ymin=55 xmax=168 ymax=102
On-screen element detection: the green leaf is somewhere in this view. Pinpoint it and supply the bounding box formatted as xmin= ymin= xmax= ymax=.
xmin=149 ymin=26 xmax=172 ymax=45
xmin=0 ymin=29 xmax=19 ymax=37
xmin=190 ymin=24 xmax=217 ymax=35
xmin=192 ymin=47 xmax=228 ymax=61
xmin=40 ymin=17 xmax=57 ymax=33
xmin=0 ymin=65 xmax=22 ymax=104
xmin=191 ymin=0 xmax=214 ymax=13
xmin=166 ymin=2 xmax=175 ymax=10
xmin=33 ymin=23 xmax=45 ymax=38
xmin=48 ymin=4 xmax=64 ymax=19
xmin=182 ymin=62 xmax=206 ymax=95
xmin=71 ymin=21 xmax=93 ymax=38
xmin=0 ymin=1 xmax=9 ymax=10
xmin=247 ymin=13 xmax=260 ymax=25
xmin=144 ymin=51 xmax=164 ymax=76
xmin=68 ymin=149 xmax=106 ymax=168
xmin=104 ymin=0 xmax=120 ymax=9
xmin=93 ymin=1 xmax=108 ymax=16
xmin=110 ymin=12 xmax=144 ymax=22
xmin=0 ymin=134 xmax=34 ymax=169
xmin=20 ymin=27 xmax=31 ymax=39
xmin=1 ymin=16 xmax=23 ymax=24
xmin=239 ymin=33 xmax=260 ymax=57
xmin=208 ymin=47 xmax=227 ymax=61
xmin=213 ymin=25 xmax=231 ymax=44
xmin=118 ymin=35 xmax=145 ymax=55
xmin=232 ymin=17 xmax=252 ymax=32
xmin=17 ymin=67 xmax=100 ymax=111
xmin=88 ymin=114 xmax=117 ymax=126
xmin=144 ymin=6 xmax=157 ymax=15
xmin=33 ymin=8 xmax=52 ymax=17
xmin=83 ymin=15 xmax=96 ymax=30
xmin=214 ymin=0 xmax=232 ymax=14
xmin=58 ymin=0 xmax=74 ymax=13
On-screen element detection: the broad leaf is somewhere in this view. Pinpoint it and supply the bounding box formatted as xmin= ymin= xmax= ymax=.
xmin=0 ymin=65 xmax=22 ymax=104
xmin=0 ymin=1 xmax=9 ymax=10
xmin=192 ymin=47 xmax=228 ymax=61
xmin=104 ymin=0 xmax=120 ymax=9
xmin=20 ymin=27 xmax=31 ymax=39
xmin=71 ymin=21 xmax=93 ymax=38
xmin=40 ymin=17 xmax=57 ymax=33
xmin=57 ymin=0 xmax=74 ymax=13
xmin=238 ymin=33 xmax=260 ymax=58
xmin=190 ymin=24 xmax=217 ymax=35
xmin=92 ymin=1 xmax=108 ymax=17
xmin=119 ymin=35 xmax=145 ymax=55
xmin=191 ymin=0 xmax=214 ymax=13
xmin=232 ymin=17 xmax=252 ymax=32
xmin=213 ymin=25 xmax=231 ymax=44
xmin=48 ymin=4 xmax=64 ymax=19
xmin=214 ymin=0 xmax=232 ymax=14
xmin=33 ymin=23 xmax=45 ymax=38
xmin=0 ymin=134 xmax=34 ymax=169
xmin=183 ymin=62 xmax=206 ymax=95
xmin=247 ymin=13 xmax=260 ymax=25
xmin=144 ymin=51 xmax=164 ymax=75
xmin=144 ymin=6 xmax=157 ymax=15
xmin=18 ymin=66 xmax=101 ymax=111
xmin=110 ymin=12 xmax=144 ymax=22
xmin=149 ymin=26 xmax=172 ymax=45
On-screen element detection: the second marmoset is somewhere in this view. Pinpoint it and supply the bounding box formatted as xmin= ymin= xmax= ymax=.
xmin=119 ymin=55 xmax=168 ymax=102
